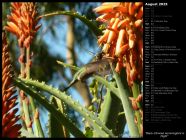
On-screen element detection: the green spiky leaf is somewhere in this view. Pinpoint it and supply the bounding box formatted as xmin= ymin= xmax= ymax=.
xmin=94 ymin=87 xmax=125 ymax=137
xmin=48 ymin=96 xmax=70 ymax=137
xmin=111 ymin=65 xmax=140 ymax=137
xmin=14 ymin=79 xmax=85 ymax=138
xmin=38 ymin=11 xmax=103 ymax=36
xmin=14 ymin=77 xmax=116 ymax=138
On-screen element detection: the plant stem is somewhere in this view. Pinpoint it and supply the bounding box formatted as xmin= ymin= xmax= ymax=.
xmin=131 ymin=82 xmax=143 ymax=136
xmin=19 ymin=97 xmax=27 ymax=129
xmin=30 ymin=98 xmax=45 ymax=137
xmin=26 ymin=46 xmax=44 ymax=137
xmin=111 ymin=65 xmax=140 ymax=137
xmin=19 ymin=47 xmax=33 ymax=134
xmin=132 ymin=82 xmax=142 ymax=108
xmin=26 ymin=47 xmax=30 ymax=79
xmin=22 ymin=97 xmax=33 ymax=133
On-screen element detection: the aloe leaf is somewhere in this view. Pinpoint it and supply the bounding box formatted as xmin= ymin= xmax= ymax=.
xmin=38 ymin=11 xmax=102 ymax=36
xmin=14 ymin=79 xmax=85 ymax=138
xmin=94 ymin=84 xmax=126 ymax=137
xmin=48 ymin=96 xmax=70 ymax=137
xmin=56 ymin=60 xmax=80 ymax=71
xmin=14 ymin=77 xmax=116 ymax=138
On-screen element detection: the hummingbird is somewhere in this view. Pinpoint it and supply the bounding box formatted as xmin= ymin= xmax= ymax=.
xmin=62 ymin=52 xmax=114 ymax=92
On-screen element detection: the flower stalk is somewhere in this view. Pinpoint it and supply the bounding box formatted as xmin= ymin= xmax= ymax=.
xmin=111 ymin=65 xmax=140 ymax=137
xmin=131 ymin=82 xmax=143 ymax=136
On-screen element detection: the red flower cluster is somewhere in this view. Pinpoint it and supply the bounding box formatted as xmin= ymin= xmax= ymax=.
xmin=2 ymin=32 xmax=21 ymax=138
xmin=94 ymin=2 xmax=143 ymax=86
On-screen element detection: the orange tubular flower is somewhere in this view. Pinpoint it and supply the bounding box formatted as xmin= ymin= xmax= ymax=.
xmin=94 ymin=2 xmax=143 ymax=86
xmin=4 ymin=2 xmax=41 ymax=48
xmin=2 ymin=32 xmax=22 ymax=138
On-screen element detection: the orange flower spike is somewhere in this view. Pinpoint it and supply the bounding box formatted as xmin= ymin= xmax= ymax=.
xmin=94 ymin=2 xmax=143 ymax=86
xmin=135 ymin=6 xmax=143 ymax=19
xmin=2 ymin=32 xmax=21 ymax=138
xmin=115 ymin=29 xmax=126 ymax=56
xmin=5 ymin=2 xmax=41 ymax=48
